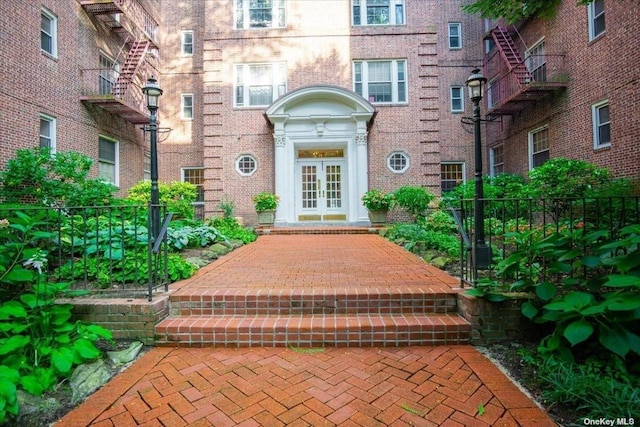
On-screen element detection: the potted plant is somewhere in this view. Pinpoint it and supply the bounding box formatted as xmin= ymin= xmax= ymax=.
xmin=253 ymin=191 xmax=279 ymax=225
xmin=361 ymin=189 xmax=394 ymax=224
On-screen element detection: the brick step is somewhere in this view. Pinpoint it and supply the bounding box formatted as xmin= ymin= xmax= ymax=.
xmin=154 ymin=313 xmax=470 ymax=347
xmin=258 ymin=226 xmax=381 ymax=235
xmin=169 ymin=287 xmax=458 ymax=316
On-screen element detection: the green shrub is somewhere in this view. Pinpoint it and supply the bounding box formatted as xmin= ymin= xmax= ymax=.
xmin=208 ymin=216 xmax=257 ymax=244
xmin=0 ymin=148 xmax=116 ymax=207
xmin=252 ymin=192 xmax=279 ymax=212
xmin=126 ymin=181 xmax=197 ymax=220
xmin=385 ymin=223 xmax=461 ymax=258
xmin=0 ymin=211 xmax=112 ymax=423
xmin=393 ymin=186 xmax=435 ymax=218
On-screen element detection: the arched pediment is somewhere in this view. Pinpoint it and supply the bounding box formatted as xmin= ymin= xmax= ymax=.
xmin=265 ymin=85 xmax=376 ymax=124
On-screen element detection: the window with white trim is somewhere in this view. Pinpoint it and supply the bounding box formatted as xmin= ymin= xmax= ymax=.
xmin=99 ymin=53 xmax=118 ymax=95
xmin=448 ymin=23 xmax=462 ymax=49
xmin=234 ymin=63 xmax=287 ymax=107
xmin=182 ymin=168 xmax=204 ymax=203
xmin=98 ymin=136 xmax=119 ymax=186
xmin=236 ymin=155 xmax=258 ymax=176
xmin=592 ymin=101 xmax=611 ymax=148
xmin=450 ymin=86 xmax=464 ymax=112
xmin=235 ymin=0 xmax=285 ymax=29
xmin=39 ymin=114 xmax=56 ymax=152
xmin=41 ymin=8 xmax=57 ymax=57
xmin=352 ymin=0 xmax=405 ymax=26
xmin=529 ymin=126 xmax=550 ymax=169
xmin=588 ymin=0 xmax=605 ymax=40
xmin=387 ymin=152 xmax=409 ymax=173
xmin=143 ymin=153 xmax=151 ymax=181
xmin=490 ymin=145 xmax=504 ymax=176
xmin=441 ymin=162 xmax=465 ymax=192
xmin=525 ymin=39 xmax=546 ymax=82
xmin=181 ymin=31 xmax=193 ymax=55
xmin=354 ymin=60 xmax=407 ymax=104
xmin=181 ymin=94 xmax=193 ymax=119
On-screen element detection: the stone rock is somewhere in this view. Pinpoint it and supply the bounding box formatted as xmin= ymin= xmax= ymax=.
xmin=70 ymin=359 xmax=112 ymax=404
xmin=185 ymin=257 xmax=209 ymax=268
xmin=207 ymin=243 xmax=231 ymax=257
xmin=107 ymin=341 xmax=144 ymax=366
xmin=431 ymin=256 xmax=449 ymax=269
xmin=16 ymin=390 xmax=62 ymax=420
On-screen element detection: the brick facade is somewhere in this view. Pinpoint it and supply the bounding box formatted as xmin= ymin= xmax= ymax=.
xmin=0 ymin=1 xmax=154 ymax=197
xmin=1 ymin=1 xmax=637 ymax=217
xmin=485 ymin=1 xmax=640 ymax=179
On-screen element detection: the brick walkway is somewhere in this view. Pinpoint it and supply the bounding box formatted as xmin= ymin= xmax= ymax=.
xmin=57 ymin=234 xmax=556 ymax=425
xmin=57 ymin=346 xmax=554 ymax=426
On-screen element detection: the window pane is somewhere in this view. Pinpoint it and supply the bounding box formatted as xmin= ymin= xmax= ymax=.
xmin=368 ymin=61 xmax=391 ymax=81
xmin=99 ymin=139 xmax=116 ymax=162
xmin=367 ymin=0 xmax=390 ymax=25
xmin=183 ymin=168 xmax=204 ymax=202
xmin=41 ymin=14 xmax=53 ymax=53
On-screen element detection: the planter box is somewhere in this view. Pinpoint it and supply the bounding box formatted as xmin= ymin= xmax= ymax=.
xmin=257 ymin=210 xmax=275 ymax=225
xmin=368 ymin=210 xmax=388 ymax=225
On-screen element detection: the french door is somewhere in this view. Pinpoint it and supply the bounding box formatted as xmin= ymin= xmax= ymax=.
xmin=297 ymin=160 xmax=346 ymax=221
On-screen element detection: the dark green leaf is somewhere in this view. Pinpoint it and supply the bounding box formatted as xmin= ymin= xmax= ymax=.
xmin=21 ymin=376 xmax=45 ymax=396
xmin=521 ymin=302 xmax=538 ymax=319
xmin=51 ymin=347 xmax=74 ymax=373
xmin=0 ymin=301 xmax=27 ymax=319
xmin=535 ymin=282 xmax=557 ymax=301
xmin=564 ymin=320 xmax=593 ymax=346
xmin=599 ymin=324 xmax=630 ymax=357
xmin=73 ymin=338 xmax=101 ymax=360
xmin=580 ymin=255 xmax=601 ymax=268
xmin=604 ymin=275 xmax=640 ymax=289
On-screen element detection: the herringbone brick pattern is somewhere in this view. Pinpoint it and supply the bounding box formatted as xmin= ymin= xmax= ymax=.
xmin=57 ymin=346 xmax=556 ymax=426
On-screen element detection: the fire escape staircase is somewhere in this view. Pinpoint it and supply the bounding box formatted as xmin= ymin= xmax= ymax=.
xmin=486 ymin=25 xmax=567 ymax=115
xmin=79 ymin=0 xmax=159 ymax=124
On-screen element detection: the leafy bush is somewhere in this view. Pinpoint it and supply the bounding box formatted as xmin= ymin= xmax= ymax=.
xmin=0 ymin=148 xmax=116 ymax=207
xmin=393 ymin=186 xmax=435 ymax=218
xmin=126 ymin=181 xmax=197 ymax=220
xmin=252 ymin=192 xmax=279 ymax=212
xmin=0 ymin=211 xmax=112 ymax=423
xmin=385 ymin=223 xmax=461 ymax=258
xmin=361 ymin=189 xmax=394 ymax=211
xmin=166 ymin=224 xmax=225 ymax=250
xmin=207 ymin=216 xmax=257 ymax=244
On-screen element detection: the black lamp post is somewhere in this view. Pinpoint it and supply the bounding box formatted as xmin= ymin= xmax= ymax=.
xmin=465 ymin=68 xmax=490 ymax=270
xmin=142 ymin=76 xmax=163 ymax=242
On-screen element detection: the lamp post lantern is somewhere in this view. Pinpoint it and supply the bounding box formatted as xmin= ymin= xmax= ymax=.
xmin=465 ymin=68 xmax=490 ymax=270
xmin=142 ymin=76 xmax=163 ymax=242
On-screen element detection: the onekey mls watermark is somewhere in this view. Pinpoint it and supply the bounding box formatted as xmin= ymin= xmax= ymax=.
xmin=583 ymin=418 xmax=636 ymax=426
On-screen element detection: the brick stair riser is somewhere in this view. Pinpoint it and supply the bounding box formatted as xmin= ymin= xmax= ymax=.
xmin=155 ymin=315 xmax=470 ymax=347
xmin=169 ymin=294 xmax=457 ymax=316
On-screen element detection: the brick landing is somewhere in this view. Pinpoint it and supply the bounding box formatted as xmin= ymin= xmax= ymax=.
xmin=57 ymin=346 xmax=556 ymax=426
xmin=156 ymin=234 xmax=470 ymax=347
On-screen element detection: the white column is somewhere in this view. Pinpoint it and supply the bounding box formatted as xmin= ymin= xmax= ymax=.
xmin=273 ymin=131 xmax=290 ymax=225
xmin=354 ymin=129 xmax=370 ymax=224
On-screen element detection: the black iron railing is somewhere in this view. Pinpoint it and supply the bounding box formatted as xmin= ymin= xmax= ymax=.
xmin=0 ymin=204 xmax=170 ymax=300
xmin=450 ymin=196 xmax=640 ymax=286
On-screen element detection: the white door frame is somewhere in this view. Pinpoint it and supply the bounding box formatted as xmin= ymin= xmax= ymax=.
xmin=265 ymin=86 xmax=375 ymax=225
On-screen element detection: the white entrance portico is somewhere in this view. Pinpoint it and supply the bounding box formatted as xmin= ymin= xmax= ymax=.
xmin=266 ymin=86 xmax=376 ymax=225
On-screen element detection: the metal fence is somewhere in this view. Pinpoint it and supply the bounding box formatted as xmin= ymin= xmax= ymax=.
xmin=450 ymin=196 xmax=640 ymax=287
xmin=0 ymin=204 xmax=170 ymax=301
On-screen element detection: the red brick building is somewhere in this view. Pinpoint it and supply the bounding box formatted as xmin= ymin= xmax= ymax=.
xmin=1 ymin=1 xmax=637 ymax=224
xmin=482 ymin=1 xmax=640 ymax=179
xmin=0 ymin=0 xmax=161 ymax=195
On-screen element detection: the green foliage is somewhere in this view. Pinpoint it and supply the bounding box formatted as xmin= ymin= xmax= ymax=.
xmin=207 ymin=216 xmax=257 ymax=244
xmin=393 ymin=186 xmax=435 ymax=218
xmin=361 ymin=189 xmax=394 ymax=211
xmin=0 ymin=148 xmax=116 ymax=207
xmin=472 ymin=224 xmax=640 ymax=360
xmin=218 ymin=197 xmax=236 ymax=218
xmin=0 ymin=210 xmax=112 ymax=422
xmin=126 ymin=181 xmax=197 ymax=219
xmin=385 ymin=222 xmax=461 ymax=259
xmin=537 ymin=356 xmax=639 ymax=420
xmin=462 ymin=0 xmax=599 ymax=23
xmin=167 ymin=224 xmax=225 ymax=250
xmin=529 ymin=158 xmax=610 ymax=200
xmin=252 ymin=192 xmax=279 ymax=212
